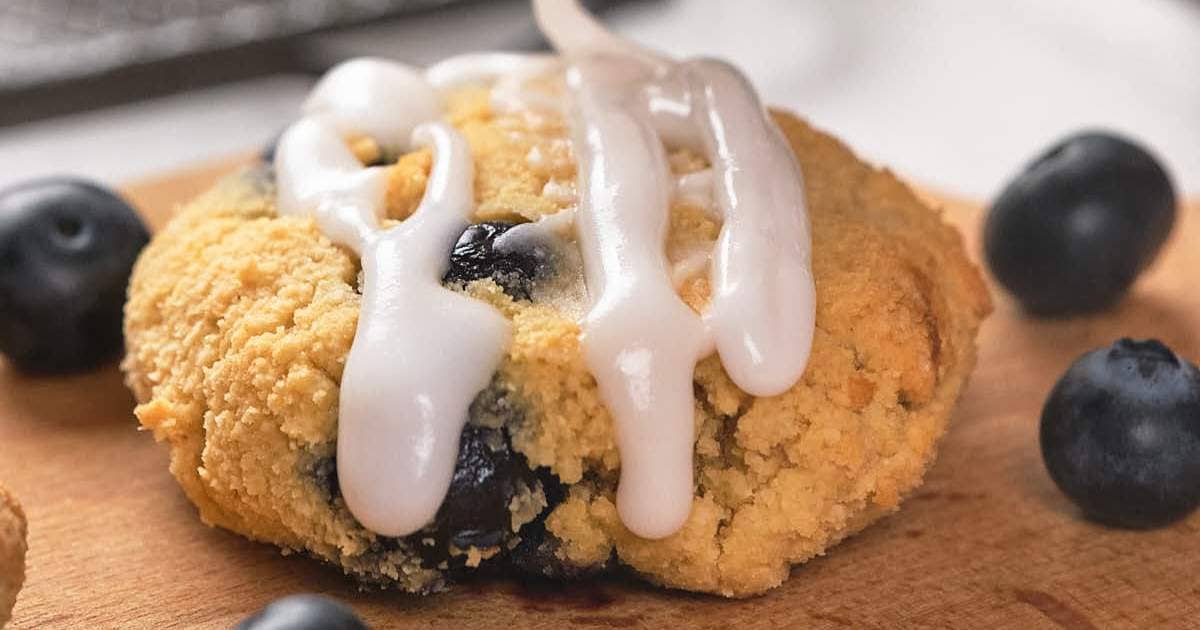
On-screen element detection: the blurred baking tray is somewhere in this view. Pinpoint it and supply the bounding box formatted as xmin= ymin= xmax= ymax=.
xmin=0 ymin=0 xmax=648 ymax=127
xmin=0 ymin=0 xmax=473 ymax=91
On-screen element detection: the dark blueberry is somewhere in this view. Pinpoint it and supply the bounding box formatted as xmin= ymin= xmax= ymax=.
xmin=507 ymin=477 xmax=609 ymax=580
xmin=429 ymin=423 xmax=541 ymax=554
xmin=0 ymin=178 xmax=149 ymax=374
xmin=443 ymin=221 xmax=554 ymax=301
xmin=332 ymin=381 xmax=564 ymax=576
xmin=304 ymin=456 xmax=340 ymax=505
xmin=315 ymin=426 xmax=532 ymax=554
xmin=507 ymin=518 xmax=574 ymax=579
xmin=410 ymin=382 xmax=560 ymax=574
xmin=984 ymin=131 xmax=1176 ymax=316
xmin=235 ymin=595 xmax=366 ymax=630
xmin=1040 ymin=338 xmax=1200 ymax=528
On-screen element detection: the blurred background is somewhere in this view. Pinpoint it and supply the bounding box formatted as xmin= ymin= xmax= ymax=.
xmin=0 ymin=0 xmax=1196 ymax=199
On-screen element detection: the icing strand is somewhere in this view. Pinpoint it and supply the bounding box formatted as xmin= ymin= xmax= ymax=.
xmin=276 ymin=117 xmax=386 ymax=252
xmin=567 ymin=58 xmax=712 ymax=539
xmin=304 ymin=58 xmax=442 ymax=154
xmin=686 ymin=60 xmax=815 ymax=396
xmin=276 ymin=60 xmax=511 ymax=537
xmin=533 ymin=0 xmax=668 ymax=71
xmin=338 ymin=123 xmax=512 ymax=536
xmin=538 ymin=0 xmax=815 ymax=536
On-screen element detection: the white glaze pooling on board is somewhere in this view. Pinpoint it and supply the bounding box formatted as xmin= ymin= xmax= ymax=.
xmin=274 ymin=0 xmax=815 ymax=541
xmin=536 ymin=0 xmax=815 ymax=537
xmin=276 ymin=63 xmax=511 ymax=536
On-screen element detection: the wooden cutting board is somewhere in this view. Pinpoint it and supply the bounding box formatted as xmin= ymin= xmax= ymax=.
xmin=1 ymin=158 xmax=1198 ymax=629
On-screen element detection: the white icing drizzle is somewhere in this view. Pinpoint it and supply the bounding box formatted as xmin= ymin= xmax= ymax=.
xmin=495 ymin=207 xmax=589 ymax=322
xmin=276 ymin=118 xmax=387 ymax=252
xmin=496 ymin=207 xmax=578 ymax=249
xmin=277 ymin=61 xmax=512 ymax=537
xmin=563 ymin=56 xmax=712 ymax=538
xmin=534 ymin=0 xmax=667 ymax=70
xmin=537 ymin=0 xmax=815 ymax=537
xmin=684 ymin=60 xmax=815 ymax=396
xmin=274 ymin=0 xmax=815 ymax=543
xmin=304 ymin=58 xmax=441 ymax=155
xmin=338 ymin=124 xmax=511 ymax=536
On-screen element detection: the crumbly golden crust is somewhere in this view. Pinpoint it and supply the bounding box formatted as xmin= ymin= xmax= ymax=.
xmin=122 ymin=87 xmax=989 ymax=597
xmin=0 ymin=483 xmax=27 ymax=627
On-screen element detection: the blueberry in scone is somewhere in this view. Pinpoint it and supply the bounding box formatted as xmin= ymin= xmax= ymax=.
xmin=122 ymin=0 xmax=989 ymax=598
xmin=444 ymin=221 xmax=557 ymax=301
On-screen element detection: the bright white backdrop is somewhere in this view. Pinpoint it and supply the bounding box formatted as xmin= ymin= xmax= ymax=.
xmin=0 ymin=0 xmax=1196 ymax=199
xmin=613 ymin=0 xmax=1200 ymax=198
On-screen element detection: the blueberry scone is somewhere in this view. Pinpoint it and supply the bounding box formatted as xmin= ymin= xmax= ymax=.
xmin=0 ymin=483 xmax=26 ymax=628
xmin=122 ymin=0 xmax=989 ymax=597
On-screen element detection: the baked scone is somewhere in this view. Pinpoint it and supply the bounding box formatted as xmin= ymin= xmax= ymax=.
xmin=0 ymin=483 xmax=27 ymax=628
xmin=122 ymin=2 xmax=989 ymax=598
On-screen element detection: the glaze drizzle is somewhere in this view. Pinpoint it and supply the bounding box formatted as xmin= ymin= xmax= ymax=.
xmin=537 ymin=0 xmax=815 ymax=537
xmin=277 ymin=62 xmax=511 ymax=537
xmin=275 ymin=0 xmax=815 ymax=541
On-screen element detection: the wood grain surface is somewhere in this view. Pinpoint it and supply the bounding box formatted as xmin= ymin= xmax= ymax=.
xmin=1 ymin=160 xmax=1198 ymax=629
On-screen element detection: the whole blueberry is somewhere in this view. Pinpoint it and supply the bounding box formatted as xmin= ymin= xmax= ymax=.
xmin=443 ymin=221 xmax=554 ymax=301
xmin=236 ymin=595 xmax=366 ymax=630
xmin=984 ymin=132 xmax=1176 ymax=316
xmin=1040 ymin=338 xmax=1200 ymax=528
xmin=0 ymin=178 xmax=149 ymax=374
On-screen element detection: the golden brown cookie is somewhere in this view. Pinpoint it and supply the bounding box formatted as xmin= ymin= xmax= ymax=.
xmin=122 ymin=87 xmax=989 ymax=597
xmin=0 ymin=483 xmax=27 ymax=628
